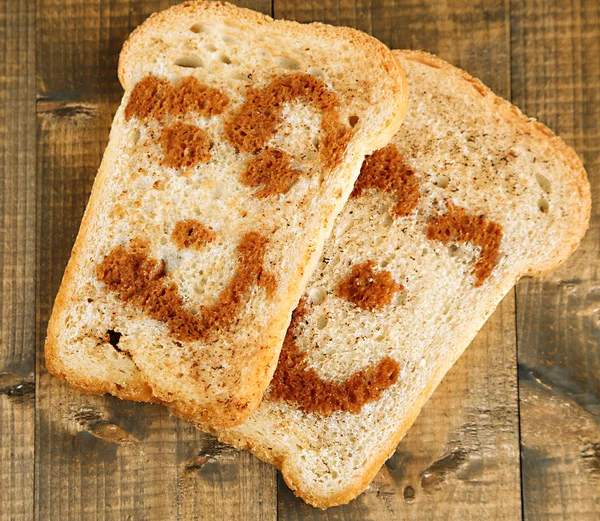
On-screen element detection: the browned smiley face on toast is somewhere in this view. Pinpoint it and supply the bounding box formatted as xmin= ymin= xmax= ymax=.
xmin=267 ymin=143 xmax=504 ymax=417
xmin=95 ymin=71 xmax=354 ymax=372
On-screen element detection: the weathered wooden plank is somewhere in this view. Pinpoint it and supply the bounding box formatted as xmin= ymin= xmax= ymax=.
xmin=35 ymin=1 xmax=275 ymax=520
xmin=273 ymin=0 xmax=522 ymax=519
xmin=0 ymin=1 xmax=36 ymax=520
xmin=511 ymin=0 xmax=600 ymax=519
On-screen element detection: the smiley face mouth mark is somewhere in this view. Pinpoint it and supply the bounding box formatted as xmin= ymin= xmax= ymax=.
xmin=269 ymin=298 xmax=400 ymax=417
xmin=97 ymin=232 xmax=276 ymax=343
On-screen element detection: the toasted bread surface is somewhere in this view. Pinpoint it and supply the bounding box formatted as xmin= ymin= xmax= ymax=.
xmin=211 ymin=50 xmax=591 ymax=506
xmin=44 ymin=1 xmax=408 ymax=428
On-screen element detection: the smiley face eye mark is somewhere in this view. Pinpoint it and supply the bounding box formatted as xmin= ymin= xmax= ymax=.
xmin=426 ymin=201 xmax=503 ymax=286
xmin=125 ymin=75 xmax=229 ymax=122
xmin=171 ymin=220 xmax=216 ymax=250
xmin=336 ymin=261 xmax=402 ymax=311
xmin=269 ymin=298 xmax=400 ymax=416
xmin=351 ymin=144 xmax=421 ymax=219
xmin=224 ymin=72 xmax=354 ymax=197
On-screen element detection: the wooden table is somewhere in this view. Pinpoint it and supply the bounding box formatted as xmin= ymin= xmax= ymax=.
xmin=1 ymin=0 xmax=598 ymax=519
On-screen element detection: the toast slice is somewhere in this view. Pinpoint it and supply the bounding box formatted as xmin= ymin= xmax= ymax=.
xmin=210 ymin=51 xmax=591 ymax=506
xmin=45 ymin=1 xmax=408 ymax=428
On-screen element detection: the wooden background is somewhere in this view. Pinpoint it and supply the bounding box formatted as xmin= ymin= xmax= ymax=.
xmin=1 ymin=0 xmax=598 ymax=519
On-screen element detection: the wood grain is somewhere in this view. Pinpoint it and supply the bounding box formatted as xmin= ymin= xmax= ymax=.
xmin=0 ymin=1 xmax=36 ymax=521
xmin=0 ymin=0 xmax=596 ymax=519
xmin=511 ymin=0 xmax=600 ymax=519
xmin=273 ymin=1 xmax=521 ymax=519
xmin=35 ymin=1 xmax=275 ymax=520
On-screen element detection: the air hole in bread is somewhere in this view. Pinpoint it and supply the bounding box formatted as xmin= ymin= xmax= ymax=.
xmin=230 ymin=72 xmax=251 ymax=82
xmin=277 ymin=57 xmax=301 ymax=71
xmin=174 ymin=56 xmax=203 ymax=68
xmin=303 ymin=150 xmax=316 ymax=162
xmin=395 ymin=290 xmax=407 ymax=306
xmin=380 ymin=258 xmax=391 ymax=268
xmin=316 ymin=315 xmax=328 ymax=329
xmin=219 ymin=54 xmax=232 ymax=65
xmin=448 ymin=244 xmax=460 ymax=257
xmin=223 ymin=34 xmax=239 ymax=45
xmin=375 ymin=236 xmax=385 ymax=246
xmin=212 ymin=185 xmax=224 ymax=199
xmin=383 ymin=214 xmax=393 ymax=227
xmin=190 ymin=23 xmax=206 ymax=33
xmin=204 ymin=42 xmax=217 ymax=52
xmin=132 ymin=128 xmax=141 ymax=143
xmin=309 ymin=287 xmax=327 ymax=305
xmin=307 ymin=66 xmax=324 ymax=78
xmin=348 ymin=115 xmax=359 ymax=127
xmin=335 ymin=217 xmax=355 ymax=237
xmin=538 ymin=197 xmax=549 ymax=212
xmin=432 ymin=175 xmax=449 ymax=188
xmin=106 ymin=329 xmax=122 ymax=350
xmin=535 ymin=172 xmax=552 ymax=193
xmin=403 ymin=486 xmax=416 ymax=503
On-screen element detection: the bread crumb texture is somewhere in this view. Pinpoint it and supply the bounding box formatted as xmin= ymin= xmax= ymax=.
xmin=218 ymin=51 xmax=590 ymax=507
xmin=46 ymin=0 xmax=406 ymax=428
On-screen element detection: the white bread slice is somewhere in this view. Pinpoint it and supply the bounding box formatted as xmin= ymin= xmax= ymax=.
xmin=44 ymin=1 xmax=408 ymax=428
xmin=210 ymin=50 xmax=591 ymax=506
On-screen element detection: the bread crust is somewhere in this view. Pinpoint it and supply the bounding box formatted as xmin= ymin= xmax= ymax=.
xmin=44 ymin=1 xmax=408 ymax=428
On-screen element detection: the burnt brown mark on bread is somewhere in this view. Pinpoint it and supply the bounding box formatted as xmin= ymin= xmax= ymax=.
xmin=125 ymin=75 xmax=229 ymax=121
xmin=172 ymin=220 xmax=216 ymax=250
xmin=96 ymin=232 xmax=276 ymax=343
xmin=240 ymin=148 xmax=302 ymax=197
xmin=270 ymin=299 xmax=400 ymax=416
xmin=160 ymin=123 xmax=212 ymax=169
xmin=352 ymin=144 xmax=421 ymax=218
xmin=224 ymin=72 xmax=353 ymax=195
xmin=427 ymin=201 xmax=503 ymax=286
xmin=336 ymin=261 xmax=402 ymax=311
